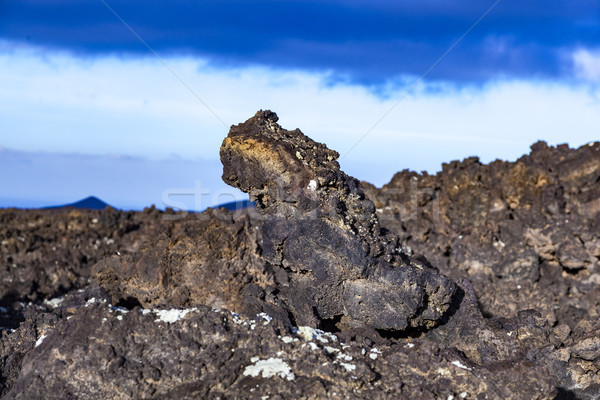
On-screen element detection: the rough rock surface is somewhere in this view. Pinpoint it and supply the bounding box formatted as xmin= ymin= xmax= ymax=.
xmin=0 ymin=111 xmax=599 ymax=399
xmin=220 ymin=110 xmax=457 ymax=332
xmin=0 ymin=206 xmax=160 ymax=306
xmin=0 ymin=287 xmax=559 ymax=400
xmin=363 ymin=141 xmax=600 ymax=330
xmin=93 ymin=208 xmax=272 ymax=314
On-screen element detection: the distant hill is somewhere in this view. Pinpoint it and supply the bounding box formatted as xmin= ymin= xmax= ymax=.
xmin=42 ymin=196 xmax=253 ymax=212
xmin=45 ymin=196 xmax=111 ymax=210
xmin=211 ymin=199 xmax=255 ymax=211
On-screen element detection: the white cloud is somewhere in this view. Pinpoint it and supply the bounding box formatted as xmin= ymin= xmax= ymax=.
xmin=573 ymin=49 xmax=600 ymax=82
xmin=1 ymin=40 xmax=599 ymax=198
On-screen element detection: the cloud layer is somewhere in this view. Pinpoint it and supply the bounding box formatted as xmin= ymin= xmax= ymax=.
xmin=1 ymin=0 xmax=599 ymax=83
xmin=1 ymin=43 xmax=599 ymax=209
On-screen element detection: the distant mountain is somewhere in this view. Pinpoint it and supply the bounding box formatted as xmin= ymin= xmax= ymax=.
xmin=212 ymin=199 xmax=255 ymax=211
xmin=46 ymin=196 xmax=111 ymax=210
xmin=42 ymin=196 xmax=252 ymax=212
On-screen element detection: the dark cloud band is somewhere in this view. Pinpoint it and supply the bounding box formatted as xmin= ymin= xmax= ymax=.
xmin=0 ymin=0 xmax=598 ymax=83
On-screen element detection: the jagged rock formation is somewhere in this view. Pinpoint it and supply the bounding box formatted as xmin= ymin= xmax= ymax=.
xmin=220 ymin=110 xmax=457 ymax=332
xmin=93 ymin=208 xmax=272 ymax=314
xmin=0 ymin=112 xmax=599 ymax=399
xmin=0 ymin=206 xmax=162 ymax=309
xmin=363 ymin=141 xmax=600 ymax=328
xmin=0 ymin=287 xmax=559 ymax=399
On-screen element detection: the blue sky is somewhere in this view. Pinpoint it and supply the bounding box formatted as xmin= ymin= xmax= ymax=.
xmin=1 ymin=1 xmax=599 ymax=210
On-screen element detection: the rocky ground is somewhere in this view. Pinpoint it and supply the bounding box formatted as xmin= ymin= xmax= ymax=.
xmin=1 ymin=111 xmax=599 ymax=399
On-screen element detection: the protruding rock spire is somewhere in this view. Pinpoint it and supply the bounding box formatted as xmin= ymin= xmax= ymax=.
xmin=221 ymin=110 xmax=457 ymax=331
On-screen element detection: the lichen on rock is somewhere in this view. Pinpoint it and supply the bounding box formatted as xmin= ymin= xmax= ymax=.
xmin=220 ymin=110 xmax=457 ymax=331
xmin=1 ymin=114 xmax=600 ymax=399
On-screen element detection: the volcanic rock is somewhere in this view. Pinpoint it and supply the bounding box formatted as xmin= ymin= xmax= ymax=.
xmin=93 ymin=207 xmax=276 ymax=316
xmin=363 ymin=140 xmax=600 ymax=330
xmin=0 ymin=206 xmax=164 ymax=309
xmin=0 ymin=112 xmax=599 ymax=399
xmin=220 ymin=110 xmax=457 ymax=332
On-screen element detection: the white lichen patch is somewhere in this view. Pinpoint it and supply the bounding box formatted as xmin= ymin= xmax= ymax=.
xmin=231 ymin=312 xmax=244 ymax=324
xmin=330 ymin=347 xmax=356 ymax=371
xmin=405 ymin=342 xmax=415 ymax=349
xmin=307 ymin=180 xmax=318 ymax=191
xmin=43 ymin=297 xmax=64 ymax=308
xmin=339 ymin=362 xmax=356 ymax=372
xmin=230 ymin=311 xmax=257 ymax=329
xmin=85 ymin=297 xmax=107 ymax=307
xmin=154 ymin=308 xmax=194 ymax=324
xmin=451 ymin=360 xmax=472 ymax=371
xmin=336 ymin=353 xmax=353 ymax=362
xmin=280 ymin=336 xmax=294 ymax=344
xmin=368 ymin=347 xmax=382 ymax=360
xmin=243 ymin=357 xmax=295 ymax=381
xmin=139 ymin=307 xmax=198 ymax=323
xmin=257 ymin=312 xmax=272 ymax=325
xmin=35 ymin=334 xmax=47 ymax=348
xmin=296 ymin=326 xmax=337 ymax=343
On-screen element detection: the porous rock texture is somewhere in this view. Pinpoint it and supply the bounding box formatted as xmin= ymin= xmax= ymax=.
xmin=220 ymin=110 xmax=457 ymax=332
xmin=0 ymin=206 xmax=161 ymax=307
xmin=362 ymin=140 xmax=600 ymax=328
xmin=93 ymin=208 xmax=272 ymax=314
xmin=0 ymin=111 xmax=599 ymax=399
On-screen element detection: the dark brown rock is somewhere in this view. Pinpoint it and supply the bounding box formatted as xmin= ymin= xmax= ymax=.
xmin=0 ymin=290 xmax=558 ymax=400
xmin=0 ymin=206 xmax=166 ymax=308
xmin=364 ymin=141 xmax=600 ymax=330
xmin=92 ymin=208 xmax=272 ymax=315
xmin=1 ymin=112 xmax=599 ymax=399
xmin=220 ymin=110 xmax=457 ymax=332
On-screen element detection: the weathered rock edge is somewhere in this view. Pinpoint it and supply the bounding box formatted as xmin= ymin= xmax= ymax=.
xmin=220 ymin=110 xmax=457 ymax=332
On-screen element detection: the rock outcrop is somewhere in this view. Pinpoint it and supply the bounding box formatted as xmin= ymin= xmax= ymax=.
xmin=220 ymin=110 xmax=457 ymax=332
xmin=364 ymin=141 xmax=600 ymax=328
xmin=0 ymin=111 xmax=599 ymax=399
xmin=93 ymin=208 xmax=271 ymax=314
xmin=0 ymin=287 xmax=559 ymax=400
